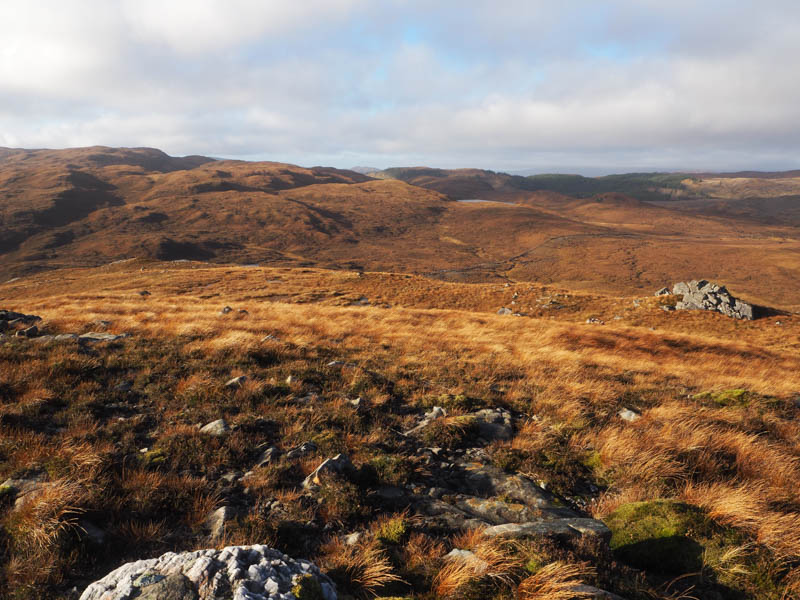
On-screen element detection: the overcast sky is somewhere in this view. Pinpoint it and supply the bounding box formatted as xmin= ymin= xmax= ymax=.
xmin=1 ymin=1 xmax=799 ymax=174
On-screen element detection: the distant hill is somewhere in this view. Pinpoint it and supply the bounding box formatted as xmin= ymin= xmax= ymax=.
xmin=2 ymin=146 xmax=800 ymax=310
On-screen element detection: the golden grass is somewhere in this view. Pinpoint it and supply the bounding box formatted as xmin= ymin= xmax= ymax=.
xmin=517 ymin=562 xmax=596 ymax=600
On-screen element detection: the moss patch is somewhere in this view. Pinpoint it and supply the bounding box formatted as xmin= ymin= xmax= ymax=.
xmin=291 ymin=574 xmax=325 ymax=600
xmin=605 ymin=500 xmax=714 ymax=574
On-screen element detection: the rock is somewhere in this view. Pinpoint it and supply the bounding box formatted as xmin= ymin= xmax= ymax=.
xmin=16 ymin=325 xmax=38 ymax=337
xmin=78 ymin=545 xmax=337 ymax=600
xmin=285 ymin=442 xmax=318 ymax=460
xmin=618 ymin=408 xmax=641 ymax=422
xmin=220 ymin=306 xmax=233 ymax=315
xmin=206 ymin=506 xmax=236 ymax=540
xmin=200 ymin=419 xmax=230 ymax=437
xmin=1 ymin=471 xmax=48 ymax=510
xmin=654 ymin=287 xmax=670 ymax=296
xmin=225 ymin=375 xmax=248 ymax=389
xmin=255 ymin=446 xmax=281 ymax=467
xmin=261 ymin=334 xmax=281 ymax=342
xmin=343 ymin=532 xmax=362 ymax=546
xmin=138 ymin=290 xmax=151 ymax=296
xmin=670 ymin=280 xmax=754 ymax=320
xmin=481 ymin=518 xmax=611 ymax=540
xmin=586 ymin=317 xmax=604 ymax=324
xmin=302 ymin=454 xmax=354 ymax=489
xmin=661 ymin=305 xmax=675 ymax=312
xmin=572 ymin=585 xmax=628 ymax=600
xmin=347 ymin=397 xmax=363 ymax=409
xmin=114 ymin=381 xmax=133 ymax=392
xmin=497 ymin=307 xmax=513 ymax=315
xmin=78 ymin=332 xmax=128 ymax=343
xmin=444 ymin=549 xmax=489 ymax=574
xmin=471 ymin=408 xmax=513 ymax=441
xmin=405 ymin=406 xmax=447 ymax=436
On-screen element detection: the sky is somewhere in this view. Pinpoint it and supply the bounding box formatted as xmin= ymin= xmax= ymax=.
xmin=1 ymin=1 xmax=799 ymax=174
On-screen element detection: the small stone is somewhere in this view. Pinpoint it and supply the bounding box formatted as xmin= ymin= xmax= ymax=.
xmin=138 ymin=290 xmax=151 ymax=296
xmin=497 ymin=307 xmax=512 ymax=315
xmin=586 ymin=317 xmax=604 ymax=324
xmin=16 ymin=325 xmax=38 ymax=337
xmin=199 ymin=418 xmax=230 ymax=437
xmin=654 ymin=287 xmax=670 ymax=296
xmin=225 ymin=375 xmax=248 ymax=388
xmin=343 ymin=532 xmax=362 ymax=546
xmin=220 ymin=306 xmax=233 ymax=314
xmin=256 ymin=446 xmax=281 ymax=467
xmin=206 ymin=506 xmax=236 ymax=540
xmin=286 ymin=441 xmax=318 ymax=460
xmin=302 ymin=454 xmax=354 ymax=489
xmin=618 ymin=408 xmax=641 ymax=422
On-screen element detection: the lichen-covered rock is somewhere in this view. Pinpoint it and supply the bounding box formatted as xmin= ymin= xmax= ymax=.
xmin=670 ymin=280 xmax=754 ymax=320
xmin=79 ymin=545 xmax=336 ymax=600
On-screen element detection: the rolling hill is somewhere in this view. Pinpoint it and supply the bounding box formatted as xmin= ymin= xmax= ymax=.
xmin=1 ymin=147 xmax=800 ymax=311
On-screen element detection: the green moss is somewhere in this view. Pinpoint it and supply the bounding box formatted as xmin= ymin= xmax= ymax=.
xmin=694 ymin=389 xmax=749 ymax=407
xmin=0 ymin=484 xmax=16 ymax=506
xmin=140 ymin=448 xmax=167 ymax=468
xmin=605 ymin=500 xmax=714 ymax=573
xmin=292 ymin=574 xmax=325 ymax=600
xmin=376 ymin=516 xmax=407 ymax=545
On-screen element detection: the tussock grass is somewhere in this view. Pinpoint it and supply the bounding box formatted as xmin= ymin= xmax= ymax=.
xmin=1 ymin=262 xmax=799 ymax=598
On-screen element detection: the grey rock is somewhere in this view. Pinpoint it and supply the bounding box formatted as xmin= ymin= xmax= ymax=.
xmin=206 ymin=506 xmax=236 ymax=540
xmin=78 ymin=332 xmax=128 ymax=343
xmin=405 ymin=406 xmax=447 ymax=436
xmin=220 ymin=306 xmax=233 ymax=315
xmin=670 ymin=280 xmax=754 ymax=320
xmin=285 ymin=442 xmax=318 ymax=460
xmin=200 ymin=419 xmax=230 ymax=437
xmin=586 ymin=317 xmax=604 ymax=324
xmin=302 ymin=454 xmax=354 ymax=489
xmin=225 ymin=375 xmax=248 ymax=389
xmin=471 ymin=408 xmax=513 ymax=441
xmin=255 ymin=446 xmax=281 ymax=467
xmin=481 ymin=518 xmax=610 ymax=540
xmin=618 ymin=408 xmax=641 ymax=422
xmin=79 ymin=545 xmax=337 ymax=600
xmin=343 ymin=532 xmax=363 ymax=546
xmin=654 ymin=287 xmax=670 ymax=296
xmin=661 ymin=305 xmax=675 ymax=312
xmin=16 ymin=325 xmax=38 ymax=337
xmin=572 ymin=585 xmax=628 ymax=600
xmin=138 ymin=290 xmax=151 ymax=296
xmin=497 ymin=307 xmax=513 ymax=315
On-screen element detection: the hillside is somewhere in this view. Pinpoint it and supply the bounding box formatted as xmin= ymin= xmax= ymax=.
xmin=1 ymin=261 xmax=799 ymax=599
xmin=2 ymin=147 xmax=800 ymax=312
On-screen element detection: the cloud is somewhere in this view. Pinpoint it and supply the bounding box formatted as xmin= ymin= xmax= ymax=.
xmin=0 ymin=1 xmax=799 ymax=172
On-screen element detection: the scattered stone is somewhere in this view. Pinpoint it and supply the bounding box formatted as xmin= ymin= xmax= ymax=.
xmin=16 ymin=325 xmax=38 ymax=337
xmin=302 ymin=454 xmax=354 ymax=489
xmin=78 ymin=332 xmax=128 ymax=343
xmin=206 ymin=506 xmax=237 ymax=540
xmin=285 ymin=442 xmax=318 ymax=460
xmin=661 ymin=305 xmax=675 ymax=312
xmin=405 ymin=406 xmax=447 ymax=436
xmin=654 ymin=287 xmax=670 ymax=296
xmin=586 ymin=317 xmax=604 ymax=324
xmin=78 ymin=545 xmax=337 ymax=600
xmin=200 ymin=419 xmax=230 ymax=437
xmin=225 ymin=375 xmax=248 ymax=389
xmin=327 ymin=360 xmax=356 ymax=368
xmin=497 ymin=307 xmax=513 ymax=315
xmin=471 ymin=408 xmax=513 ymax=441
xmin=255 ymin=446 xmax=281 ymax=467
xmin=261 ymin=334 xmax=281 ymax=342
xmin=481 ymin=518 xmax=610 ymax=540
xmin=138 ymin=290 xmax=151 ymax=296
xmin=220 ymin=306 xmax=233 ymax=315
xmin=114 ymin=381 xmax=133 ymax=392
xmin=343 ymin=532 xmax=362 ymax=546
xmin=237 ymin=309 xmax=248 ymax=315
xmin=618 ymin=408 xmax=641 ymax=422
xmin=671 ymin=280 xmax=754 ymax=320
xmin=347 ymin=397 xmax=363 ymax=409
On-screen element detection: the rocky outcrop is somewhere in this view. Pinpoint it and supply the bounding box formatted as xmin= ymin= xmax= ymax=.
xmin=79 ymin=545 xmax=336 ymax=600
xmin=669 ymin=280 xmax=754 ymax=320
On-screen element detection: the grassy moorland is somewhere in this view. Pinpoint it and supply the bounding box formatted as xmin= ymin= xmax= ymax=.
xmin=0 ymin=261 xmax=798 ymax=599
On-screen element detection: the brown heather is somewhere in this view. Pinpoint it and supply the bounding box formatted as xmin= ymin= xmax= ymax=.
xmin=0 ymin=260 xmax=798 ymax=598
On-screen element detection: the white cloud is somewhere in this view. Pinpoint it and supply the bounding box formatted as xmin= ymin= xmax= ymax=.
xmin=1 ymin=1 xmax=799 ymax=171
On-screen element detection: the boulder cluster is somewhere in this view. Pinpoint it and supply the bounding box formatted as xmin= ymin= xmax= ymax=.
xmin=656 ymin=280 xmax=754 ymax=320
xmin=79 ymin=545 xmax=336 ymax=600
